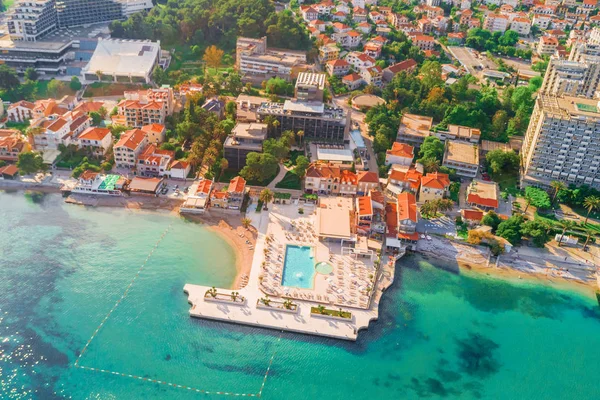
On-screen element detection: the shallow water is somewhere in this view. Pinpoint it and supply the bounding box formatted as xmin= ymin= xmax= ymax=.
xmin=1 ymin=191 xmax=599 ymax=399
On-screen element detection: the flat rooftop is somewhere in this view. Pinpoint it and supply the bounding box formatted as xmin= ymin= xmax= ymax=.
xmin=444 ymin=140 xmax=479 ymax=165
xmin=231 ymin=123 xmax=268 ymax=140
xmin=0 ymin=24 xmax=109 ymax=51
xmin=316 ymin=146 xmax=353 ymax=162
xmin=540 ymin=94 xmax=600 ymax=119
xmin=82 ymin=39 xmax=159 ymax=77
xmin=316 ymin=197 xmax=353 ymax=240
xmin=399 ymin=114 xmax=433 ymax=138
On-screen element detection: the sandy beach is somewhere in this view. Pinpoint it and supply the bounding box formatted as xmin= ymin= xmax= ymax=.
xmin=417 ymin=236 xmax=599 ymax=299
xmin=182 ymin=212 xmax=256 ymax=290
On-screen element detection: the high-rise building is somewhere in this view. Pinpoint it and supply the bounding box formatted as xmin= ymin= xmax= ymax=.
xmin=541 ymin=41 xmax=600 ymax=98
xmin=7 ymin=0 xmax=58 ymax=42
xmin=55 ymin=0 xmax=124 ymax=28
xmin=521 ymin=94 xmax=600 ymax=189
xmin=6 ymin=0 xmax=152 ymax=42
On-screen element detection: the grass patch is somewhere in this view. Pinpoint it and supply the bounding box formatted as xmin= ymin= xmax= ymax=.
xmin=283 ymin=150 xmax=304 ymax=168
xmin=83 ymin=82 xmax=148 ymax=97
xmin=34 ymin=80 xmax=76 ymax=100
xmin=5 ymin=122 xmax=30 ymax=133
xmin=219 ymin=167 xmax=279 ymax=187
xmin=310 ymin=307 xmax=352 ymax=319
xmin=275 ymin=170 xmax=302 ymax=190
xmin=490 ymin=171 xmax=519 ymax=195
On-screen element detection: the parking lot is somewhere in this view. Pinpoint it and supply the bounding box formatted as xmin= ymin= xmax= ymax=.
xmin=448 ymin=46 xmax=497 ymax=77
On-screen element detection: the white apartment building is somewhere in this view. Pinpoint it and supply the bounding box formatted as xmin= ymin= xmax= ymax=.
xmin=510 ymin=17 xmax=531 ymax=36
xmin=236 ymin=36 xmax=308 ymax=81
xmin=483 ymin=14 xmax=509 ymax=32
xmin=541 ymin=43 xmax=600 ymax=98
xmin=113 ymin=129 xmax=149 ymax=169
xmin=521 ymin=94 xmax=600 ymax=189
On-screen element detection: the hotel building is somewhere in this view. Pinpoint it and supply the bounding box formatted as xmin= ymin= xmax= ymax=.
xmin=257 ymin=101 xmax=350 ymax=143
xmin=521 ymin=94 xmax=600 ymax=189
xmin=223 ymin=123 xmax=268 ymax=169
xmin=235 ymin=36 xmax=308 ymax=82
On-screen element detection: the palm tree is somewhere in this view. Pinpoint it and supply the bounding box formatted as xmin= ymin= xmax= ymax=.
xmin=583 ymin=195 xmax=600 ymax=224
xmin=260 ymin=295 xmax=271 ymax=306
xmin=582 ymin=228 xmax=595 ymax=250
xmin=259 ymin=188 xmax=274 ymax=210
xmin=317 ymin=305 xmax=326 ymax=314
xmin=550 ymin=180 xmax=566 ymax=204
xmin=218 ymin=158 xmax=228 ymax=180
xmin=422 ymin=158 xmax=440 ymax=173
xmin=95 ymin=70 xmax=103 ymax=81
xmin=241 ymin=217 xmax=252 ymax=229
xmin=206 ymin=286 xmax=217 ymax=298
xmin=436 ymin=199 xmax=454 ymax=213
xmin=297 ymin=130 xmax=305 ymax=146
xmin=283 ymin=298 xmax=294 ymax=310
xmin=557 ymin=220 xmax=576 ymax=247
xmin=420 ymin=201 xmax=434 ymax=218
xmin=231 ymin=291 xmax=239 ymax=302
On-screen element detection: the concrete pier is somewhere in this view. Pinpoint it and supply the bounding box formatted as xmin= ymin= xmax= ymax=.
xmin=184 ymin=203 xmax=397 ymax=341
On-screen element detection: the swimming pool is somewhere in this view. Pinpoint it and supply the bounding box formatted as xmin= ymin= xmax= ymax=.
xmin=281 ymin=245 xmax=315 ymax=289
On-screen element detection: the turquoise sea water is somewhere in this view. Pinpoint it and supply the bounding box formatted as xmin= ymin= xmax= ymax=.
xmin=1 ymin=191 xmax=600 ymax=400
xmin=282 ymin=245 xmax=315 ymax=289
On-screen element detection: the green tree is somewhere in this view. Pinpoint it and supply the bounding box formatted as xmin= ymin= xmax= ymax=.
xmin=550 ymin=180 xmax=566 ymax=204
xmin=418 ymin=136 xmax=445 ymax=164
xmin=524 ymin=187 xmax=551 ymax=211
xmin=17 ymin=152 xmax=44 ymax=175
xmin=486 ymin=149 xmax=520 ymax=175
xmin=481 ymin=211 xmax=502 ymax=231
xmin=0 ymin=65 xmax=20 ymax=91
xmin=47 ymin=79 xmax=65 ymax=98
xmin=69 ymin=76 xmax=82 ymax=91
xmin=582 ymin=195 xmax=600 ymax=224
xmin=264 ymin=77 xmax=293 ymax=96
xmin=259 ymin=188 xmax=274 ymax=210
xmin=496 ymin=215 xmax=524 ymax=245
xmin=90 ymin=111 xmax=103 ymax=126
xmin=24 ymin=67 xmax=39 ymax=81
xmin=295 ymin=155 xmax=310 ymax=178
xmin=557 ymin=219 xmax=576 ymax=247
xmin=240 ymin=152 xmax=278 ymax=183
xmin=152 ymin=67 xmax=167 ymax=85
xmin=263 ymin=137 xmax=290 ymax=162
xmin=522 ymin=219 xmax=551 ymax=248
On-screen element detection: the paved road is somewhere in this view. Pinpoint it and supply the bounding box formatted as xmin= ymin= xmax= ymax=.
xmin=267 ymin=163 xmax=292 ymax=190
xmin=333 ymin=95 xmax=378 ymax=172
xmin=417 ymin=215 xmax=457 ymax=235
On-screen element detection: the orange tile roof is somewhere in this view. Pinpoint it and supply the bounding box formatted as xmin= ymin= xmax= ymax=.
xmin=397 ymin=232 xmax=419 ymax=241
xmin=385 ymin=202 xmax=398 ymax=233
xmin=343 ymin=72 xmax=363 ymax=82
xmin=78 ymin=127 xmax=111 ymax=141
xmin=397 ymin=192 xmax=417 ymax=223
xmin=369 ymin=189 xmax=384 ymax=205
xmin=46 ymin=118 xmax=68 ymax=132
xmin=340 ymin=169 xmax=357 ymax=185
xmin=357 ymin=196 xmax=373 ymax=216
xmin=467 ymin=193 xmax=499 ymax=209
xmin=170 ymin=160 xmax=189 ymax=170
xmin=0 ymin=164 xmax=19 ymax=176
xmin=228 ymin=176 xmax=246 ymax=193
xmin=461 ymin=209 xmax=484 ymax=221
xmin=387 ymin=142 xmax=414 ymax=158
xmin=357 ymin=171 xmax=378 ymax=183
xmin=74 ymin=101 xmax=104 ymax=114
xmin=196 ymin=179 xmax=213 ymax=195
xmin=115 ymin=129 xmax=147 ymax=150
xmin=79 ymin=170 xmax=98 ymax=181
xmin=141 ymin=123 xmax=165 ymax=134
xmin=421 ymin=172 xmax=450 ymax=189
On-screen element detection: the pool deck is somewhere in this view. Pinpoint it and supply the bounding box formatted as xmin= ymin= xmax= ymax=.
xmin=184 ymin=203 xmax=397 ymax=341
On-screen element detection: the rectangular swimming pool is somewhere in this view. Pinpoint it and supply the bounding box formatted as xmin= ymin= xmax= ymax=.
xmin=281 ymin=245 xmax=315 ymax=289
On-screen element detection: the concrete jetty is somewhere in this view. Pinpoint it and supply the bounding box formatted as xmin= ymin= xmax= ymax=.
xmin=184 ymin=203 xmax=397 ymax=341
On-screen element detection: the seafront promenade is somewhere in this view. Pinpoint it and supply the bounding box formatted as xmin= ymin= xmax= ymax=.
xmin=184 ymin=203 xmax=397 ymax=341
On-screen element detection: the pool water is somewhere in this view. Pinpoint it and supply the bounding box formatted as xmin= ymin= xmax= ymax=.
xmin=315 ymin=261 xmax=334 ymax=274
xmin=281 ymin=245 xmax=315 ymax=289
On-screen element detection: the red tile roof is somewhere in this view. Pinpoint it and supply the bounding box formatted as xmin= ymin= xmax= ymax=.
xmin=357 ymin=196 xmax=373 ymax=216
xmin=397 ymin=192 xmax=417 ymax=223
xmin=196 ymin=179 xmax=213 ymax=195
xmin=357 ymin=171 xmax=378 ymax=183
xmin=0 ymin=164 xmax=19 ymax=176
xmin=78 ymin=127 xmax=111 ymax=141
xmin=387 ymin=142 xmax=414 ymax=158
xmin=461 ymin=209 xmax=484 ymax=221
xmin=421 ymin=172 xmax=450 ymax=189
xmin=115 ymin=129 xmax=147 ymax=150
xmin=228 ymin=176 xmax=246 ymax=193
xmin=467 ymin=193 xmax=499 ymax=209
